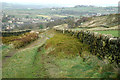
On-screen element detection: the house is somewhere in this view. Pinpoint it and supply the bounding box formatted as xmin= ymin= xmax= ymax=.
xmin=8 ymin=20 xmax=13 ymax=23
xmin=16 ymin=22 xmax=24 ymax=24
xmin=6 ymin=26 xmax=10 ymax=30
xmin=96 ymin=13 xmax=102 ymax=16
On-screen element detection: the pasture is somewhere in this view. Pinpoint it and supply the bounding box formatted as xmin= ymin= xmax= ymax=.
xmin=37 ymin=15 xmax=51 ymax=19
xmin=94 ymin=30 xmax=119 ymax=37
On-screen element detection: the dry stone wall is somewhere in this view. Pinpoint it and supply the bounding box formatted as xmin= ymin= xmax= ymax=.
xmin=55 ymin=28 xmax=120 ymax=65
xmin=1 ymin=29 xmax=31 ymax=37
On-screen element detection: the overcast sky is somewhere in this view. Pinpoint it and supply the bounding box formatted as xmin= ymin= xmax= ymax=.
xmin=1 ymin=0 xmax=120 ymax=7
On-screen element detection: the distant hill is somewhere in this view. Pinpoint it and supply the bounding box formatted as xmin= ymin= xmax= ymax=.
xmin=74 ymin=5 xmax=96 ymax=8
xmin=2 ymin=3 xmax=118 ymax=16
xmin=2 ymin=2 xmax=45 ymax=9
xmin=2 ymin=3 xmax=118 ymax=22
xmin=2 ymin=2 xmax=63 ymax=10
xmin=48 ymin=5 xmax=118 ymax=17
xmin=76 ymin=14 xmax=119 ymax=28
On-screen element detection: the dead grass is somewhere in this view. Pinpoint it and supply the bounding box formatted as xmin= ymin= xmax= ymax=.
xmin=2 ymin=32 xmax=39 ymax=48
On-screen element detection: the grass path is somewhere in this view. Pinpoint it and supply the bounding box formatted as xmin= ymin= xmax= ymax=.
xmin=2 ymin=30 xmax=54 ymax=66
xmin=2 ymin=30 xmax=55 ymax=78
xmin=2 ymin=30 xmax=53 ymax=64
xmin=40 ymin=49 xmax=61 ymax=78
xmin=2 ymin=30 xmax=118 ymax=78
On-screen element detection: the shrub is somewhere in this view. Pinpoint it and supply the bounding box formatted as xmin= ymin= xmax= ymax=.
xmin=2 ymin=32 xmax=39 ymax=48
xmin=13 ymin=33 xmax=39 ymax=48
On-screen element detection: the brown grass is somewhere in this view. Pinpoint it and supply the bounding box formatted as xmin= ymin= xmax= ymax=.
xmin=45 ymin=31 xmax=89 ymax=58
xmin=2 ymin=32 xmax=39 ymax=48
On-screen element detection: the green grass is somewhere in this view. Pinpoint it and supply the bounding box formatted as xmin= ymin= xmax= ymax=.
xmin=55 ymin=55 xmax=117 ymax=78
xmin=1 ymin=45 xmax=9 ymax=51
xmin=2 ymin=45 xmax=14 ymax=58
xmin=94 ymin=30 xmax=119 ymax=37
xmin=2 ymin=46 xmax=48 ymax=78
xmin=45 ymin=31 xmax=118 ymax=78
xmin=45 ymin=32 xmax=89 ymax=59
xmin=2 ymin=30 xmax=119 ymax=78
xmin=73 ymin=27 xmax=92 ymax=30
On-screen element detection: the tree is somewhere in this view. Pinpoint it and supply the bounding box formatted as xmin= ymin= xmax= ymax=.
xmin=39 ymin=25 xmax=43 ymax=29
xmin=26 ymin=16 xmax=29 ymax=18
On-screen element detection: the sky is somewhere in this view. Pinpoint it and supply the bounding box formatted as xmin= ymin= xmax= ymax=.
xmin=1 ymin=0 xmax=120 ymax=7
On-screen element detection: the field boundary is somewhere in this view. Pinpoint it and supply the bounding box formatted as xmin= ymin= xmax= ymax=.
xmin=1 ymin=30 xmax=31 ymax=37
xmin=54 ymin=28 xmax=120 ymax=65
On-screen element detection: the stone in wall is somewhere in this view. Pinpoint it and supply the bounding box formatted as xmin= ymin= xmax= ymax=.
xmin=55 ymin=28 xmax=120 ymax=65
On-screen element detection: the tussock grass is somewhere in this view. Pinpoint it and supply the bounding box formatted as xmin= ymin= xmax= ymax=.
xmin=44 ymin=31 xmax=119 ymax=78
xmin=45 ymin=32 xmax=89 ymax=59
xmin=52 ymin=51 xmax=119 ymax=78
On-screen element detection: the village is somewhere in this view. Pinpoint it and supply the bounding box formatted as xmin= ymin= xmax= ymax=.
xmin=2 ymin=13 xmax=57 ymax=31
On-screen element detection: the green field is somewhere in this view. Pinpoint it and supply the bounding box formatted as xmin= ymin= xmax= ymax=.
xmin=3 ymin=5 xmax=118 ymax=19
xmin=73 ymin=28 xmax=119 ymax=37
xmin=94 ymin=30 xmax=119 ymax=37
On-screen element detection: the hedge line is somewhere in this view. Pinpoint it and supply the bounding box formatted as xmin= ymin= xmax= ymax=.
xmin=0 ymin=30 xmax=31 ymax=37
xmin=55 ymin=29 xmax=120 ymax=65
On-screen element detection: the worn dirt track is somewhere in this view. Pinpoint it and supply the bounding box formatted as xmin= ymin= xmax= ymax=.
xmin=2 ymin=30 xmax=54 ymax=64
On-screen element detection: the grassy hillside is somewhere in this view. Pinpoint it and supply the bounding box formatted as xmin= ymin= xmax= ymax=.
xmin=2 ymin=30 xmax=119 ymax=78
xmin=93 ymin=30 xmax=119 ymax=37
xmin=79 ymin=14 xmax=119 ymax=28
xmin=73 ymin=14 xmax=120 ymax=37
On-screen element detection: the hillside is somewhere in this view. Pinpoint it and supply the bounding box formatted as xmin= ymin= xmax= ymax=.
xmin=3 ymin=3 xmax=118 ymax=18
xmin=1 ymin=3 xmax=120 ymax=78
xmin=52 ymin=6 xmax=117 ymax=17
xmin=78 ymin=14 xmax=119 ymax=28
xmin=2 ymin=30 xmax=120 ymax=78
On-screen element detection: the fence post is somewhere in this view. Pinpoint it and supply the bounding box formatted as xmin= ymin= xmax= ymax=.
xmin=63 ymin=29 xmax=64 ymax=34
